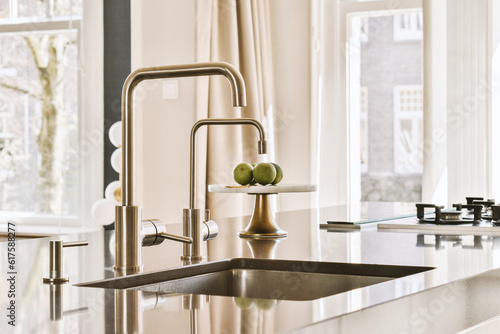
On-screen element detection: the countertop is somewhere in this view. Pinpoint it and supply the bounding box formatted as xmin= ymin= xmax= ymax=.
xmin=2 ymin=205 xmax=500 ymax=333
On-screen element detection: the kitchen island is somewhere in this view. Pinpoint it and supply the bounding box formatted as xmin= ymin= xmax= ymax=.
xmin=2 ymin=205 xmax=500 ymax=333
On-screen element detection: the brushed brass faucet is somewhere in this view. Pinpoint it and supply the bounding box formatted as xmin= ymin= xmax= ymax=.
xmin=182 ymin=118 xmax=267 ymax=263
xmin=115 ymin=62 xmax=246 ymax=274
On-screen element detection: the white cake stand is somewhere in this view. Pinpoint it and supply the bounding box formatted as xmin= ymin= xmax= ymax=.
xmin=208 ymin=184 xmax=317 ymax=238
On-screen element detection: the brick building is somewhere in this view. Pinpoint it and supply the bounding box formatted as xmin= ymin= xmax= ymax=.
xmin=359 ymin=13 xmax=423 ymax=202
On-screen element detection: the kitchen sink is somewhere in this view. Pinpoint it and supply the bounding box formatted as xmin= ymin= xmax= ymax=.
xmin=76 ymin=258 xmax=433 ymax=301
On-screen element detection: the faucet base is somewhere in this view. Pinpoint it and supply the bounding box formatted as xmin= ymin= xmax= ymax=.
xmin=182 ymin=208 xmax=203 ymax=261
xmin=115 ymin=205 xmax=143 ymax=274
xmin=113 ymin=263 xmax=144 ymax=276
xmin=180 ymin=256 xmax=205 ymax=265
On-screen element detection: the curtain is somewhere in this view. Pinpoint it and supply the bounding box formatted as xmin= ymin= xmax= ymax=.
xmin=423 ymin=0 xmax=492 ymax=205
xmin=444 ymin=0 xmax=491 ymax=204
xmin=195 ymin=0 xmax=276 ymax=219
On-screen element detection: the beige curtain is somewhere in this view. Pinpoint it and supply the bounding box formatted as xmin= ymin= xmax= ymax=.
xmin=195 ymin=0 xmax=276 ymax=219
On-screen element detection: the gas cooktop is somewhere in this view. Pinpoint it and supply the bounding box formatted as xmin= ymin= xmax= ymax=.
xmin=378 ymin=197 xmax=500 ymax=235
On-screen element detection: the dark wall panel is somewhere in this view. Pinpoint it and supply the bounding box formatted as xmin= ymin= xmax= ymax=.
xmin=103 ymin=0 xmax=131 ymax=190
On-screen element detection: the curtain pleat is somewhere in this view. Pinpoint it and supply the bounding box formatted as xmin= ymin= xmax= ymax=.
xmin=195 ymin=0 xmax=276 ymax=219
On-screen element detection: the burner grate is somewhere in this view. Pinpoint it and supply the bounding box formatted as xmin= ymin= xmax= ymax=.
xmin=416 ymin=196 xmax=500 ymax=225
xmin=416 ymin=203 xmax=482 ymax=224
xmin=492 ymin=205 xmax=500 ymax=225
xmin=463 ymin=197 xmax=500 ymax=224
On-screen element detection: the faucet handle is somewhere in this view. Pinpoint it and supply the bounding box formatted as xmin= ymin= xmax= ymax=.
xmin=43 ymin=240 xmax=88 ymax=284
xmin=202 ymin=221 xmax=218 ymax=241
xmin=142 ymin=219 xmax=192 ymax=246
xmin=62 ymin=241 xmax=89 ymax=248
xmin=158 ymin=232 xmax=193 ymax=244
xmin=202 ymin=210 xmax=218 ymax=241
xmin=142 ymin=219 xmax=166 ymax=246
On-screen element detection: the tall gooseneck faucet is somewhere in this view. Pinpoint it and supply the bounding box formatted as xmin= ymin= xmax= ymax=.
xmin=182 ymin=118 xmax=267 ymax=262
xmin=115 ymin=62 xmax=247 ymax=274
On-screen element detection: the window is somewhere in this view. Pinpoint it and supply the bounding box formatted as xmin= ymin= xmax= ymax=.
xmin=360 ymin=86 xmax=368 ymax=173
xmin=0 ymin=0 xmax=102 ymax=226
xmin=393 ymin=85 xmax=423 ymax=174
xmin=314 ymin=0 xmax=495 ymax=207
xmin=350 ymin=11 xmax=423 ymax=202
xmin=0 ymin=104 xmax=15 ymax=152
xmin=393 ymin=12 xmax=423 ymax=41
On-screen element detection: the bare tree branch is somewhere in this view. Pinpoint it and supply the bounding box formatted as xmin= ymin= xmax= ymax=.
xmin=0 ymin=82 xmax=42 ymax=99
xmin=24 ymin=36 xmax=43 ymax=69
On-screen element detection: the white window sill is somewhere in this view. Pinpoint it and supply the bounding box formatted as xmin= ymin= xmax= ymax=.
xmin=0 ymin=223 xmax=101 ymax=238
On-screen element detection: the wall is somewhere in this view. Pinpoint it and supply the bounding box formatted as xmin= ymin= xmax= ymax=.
xmin=492 ymin=0 xmax=500 ymax=201
xmin=271 ymin=0 xmax=313 ymax=212
xmin=130 ymin=0 xmax=313 ymax=224
xmin=131 ymin=0 xmax=196 ymax=224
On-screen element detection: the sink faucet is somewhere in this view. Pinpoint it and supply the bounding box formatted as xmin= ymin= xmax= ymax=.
xmin=182 ymin=118 xmax=267 ymax=263
xmin=115 ymin=62 xmax=246 ymax=274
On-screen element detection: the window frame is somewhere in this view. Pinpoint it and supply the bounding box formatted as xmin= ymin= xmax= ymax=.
xmin=310 ymin=0 xmax=422 ymax=206
xmin=359 ymin=86 xmax=368 ymax=174
xmin=393 ymin=12 xmax=423 ymax=41
xmin=0 ymin=1 xmax=103 ymax=229
xmin=393 ymin=85 xmax=423 ymax=174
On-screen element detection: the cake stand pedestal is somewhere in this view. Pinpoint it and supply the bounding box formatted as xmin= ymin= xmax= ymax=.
xmin=208 ymin=184 xmax=316 ymax=239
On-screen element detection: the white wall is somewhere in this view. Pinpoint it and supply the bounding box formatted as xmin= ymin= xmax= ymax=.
xmin=130 ymin=0 xmax=314 ymax=224
xmin=271 ymin=0 xmax=314 ymax=212
xmin=131 ymin=0 xmax=196 ymax=224
xmin=492 ymin=0 xmax=500 ymax=201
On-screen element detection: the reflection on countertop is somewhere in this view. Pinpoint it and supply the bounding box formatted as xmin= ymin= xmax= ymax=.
xmin=3 ymin=205 xmax=500 ymax=333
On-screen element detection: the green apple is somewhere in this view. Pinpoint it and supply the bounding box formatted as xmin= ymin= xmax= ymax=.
xmin=249 ymin=163 xmax=258 ymax=185
xmin=254 ymin=298 xmax=277 ymax=310
xmin=233 ymin=297 xmax=254 ymax=309
xmin=253 ymin=162 xmax=276 ymax=185
xmin=233 ymin=162 xmax=254 ymax=185
xmin=271 ymin=163 xmax=283 ymax=185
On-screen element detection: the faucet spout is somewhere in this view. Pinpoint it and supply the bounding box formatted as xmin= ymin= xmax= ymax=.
xmin=121 ymin=62 xmax=246 ymax=207
xmin=182 ymin=118 xmax=267 ymax=262
xmin=188 ymin=118 xmax=267 ymax=209
xmin=115 ymin=62 xmax=247 ymax=273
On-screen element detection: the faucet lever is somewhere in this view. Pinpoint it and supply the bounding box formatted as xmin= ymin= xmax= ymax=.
xmin=202 ymin=210 xmax=218 ymax=241
xmin=158 ymin=232 xmax=193 ymax=244
xmin=202 ymin=220 xmax=218 ymax=241
xmin=43 ymin=240 xmax=88 ymax=284
xmin=63 ymin=241 xmax=89 ymax=248
xmin=142 ymin=219 xmax=192 ymax=246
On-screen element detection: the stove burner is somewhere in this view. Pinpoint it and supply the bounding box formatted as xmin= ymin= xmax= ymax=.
xmin=466 ymin=197 xmax=495 ymax=208
xmin=416 ymin=203 xmax=482 ymax=224
xmin=440 ymin=210 xmax=462 ymax=221
xmin=456 ymin=197 xmax=497 ymax=221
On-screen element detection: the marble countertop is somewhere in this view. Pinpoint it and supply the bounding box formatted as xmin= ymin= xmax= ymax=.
xmin=2 ymin=205 xmax=500 ymax=333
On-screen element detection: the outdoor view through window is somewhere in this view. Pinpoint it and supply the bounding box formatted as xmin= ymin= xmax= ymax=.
xmin=352 ymin=11 xmax=423 ymax=202
xmin=0 ymin=1 xmax=81 ymax=219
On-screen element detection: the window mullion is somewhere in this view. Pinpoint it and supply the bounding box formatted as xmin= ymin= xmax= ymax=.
xmin=9 ymin=0 xmax=18 ymax=20
xmin=0 ymin=18 xmax=82 ymax=35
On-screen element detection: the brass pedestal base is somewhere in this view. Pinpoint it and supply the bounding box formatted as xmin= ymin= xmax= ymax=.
xmin=245 ymin=238 xmax=283 ymax=258
xmin=238 ymin=194 xmax=288 ymax=238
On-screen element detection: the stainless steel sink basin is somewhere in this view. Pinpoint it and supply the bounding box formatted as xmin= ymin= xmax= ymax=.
xmin=77 ymin=258 xmax=433 ymax=301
